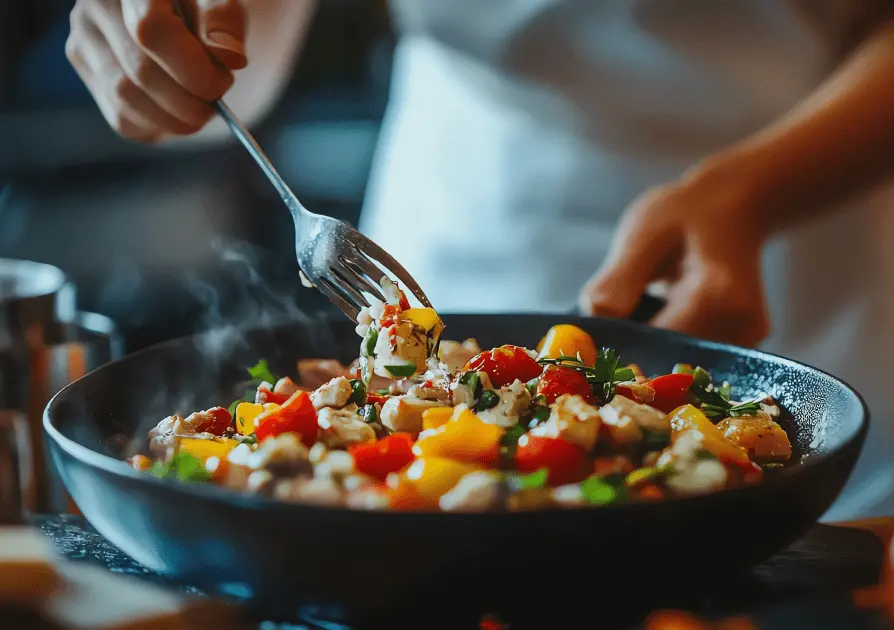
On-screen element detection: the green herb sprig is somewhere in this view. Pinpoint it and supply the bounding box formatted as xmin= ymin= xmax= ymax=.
xmin=687 ymin=365 xmax=762 ymax=419
xmin=538 ymin=348 xmax=635 ymax=404
xmin=227 ymin=359 xmax=280 ymax=416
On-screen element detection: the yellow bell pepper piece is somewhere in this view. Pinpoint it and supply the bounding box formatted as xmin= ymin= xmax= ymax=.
xmin=400 ymin=308 xmax=442 ymax=332
xmin=536 ymin=324 xmax=598 ymax=366
xmin=236 ymin=402 xmax=279 ymax=435
xmin=235 ymin=402 xmax=263 ymax=435
xmin=667 ymin=404 xmax=750 ymax=466
xmin=397 ymin=456 xmax=482 ymax=502
xmin=178 ymin=437 xmax=241 ymax=461
xmin=414 ymin=408 xmax=503 ymax=465
xmin=421 ymin=407 xmax=456 ymax=431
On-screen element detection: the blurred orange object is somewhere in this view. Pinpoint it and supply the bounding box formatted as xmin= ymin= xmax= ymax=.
xmin=645 ymin=610 xmax=759 ymax=630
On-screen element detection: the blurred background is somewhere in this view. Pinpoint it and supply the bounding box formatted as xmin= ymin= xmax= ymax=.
xmin=0 ymin=0 xmax=394 ymax=353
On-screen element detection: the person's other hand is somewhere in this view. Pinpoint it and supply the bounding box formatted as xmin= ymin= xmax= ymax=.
xmin=579 ymin=166 xmax=771 ymax=347
xmin=66 ymin=0 xmax=247 ymax=142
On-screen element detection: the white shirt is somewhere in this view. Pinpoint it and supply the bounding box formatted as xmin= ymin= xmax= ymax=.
xmin=361 ymin=0 xmax=894 ymax=520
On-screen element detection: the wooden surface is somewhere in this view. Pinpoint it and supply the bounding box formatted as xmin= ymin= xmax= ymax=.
xmin=1 ymin=515 xmax=892 ymax=630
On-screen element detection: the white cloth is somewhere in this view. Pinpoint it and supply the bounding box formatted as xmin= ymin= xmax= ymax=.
xmin=361 ymin=0 xmax=894 ymax=519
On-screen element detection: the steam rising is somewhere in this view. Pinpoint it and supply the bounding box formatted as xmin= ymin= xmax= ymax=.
xmin=117 ymin=238 xmax=330 ymax=458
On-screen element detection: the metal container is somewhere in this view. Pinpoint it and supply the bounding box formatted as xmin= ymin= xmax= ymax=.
xmin=0 ymin=258 xmax=76 ymax=351
xmin=1 ymin=312 xmax=123 ymax=513
xmin=0 ymin=410 xmax=30 ymax=525
xmin=0 ymin=258 xmax=122 ymax=513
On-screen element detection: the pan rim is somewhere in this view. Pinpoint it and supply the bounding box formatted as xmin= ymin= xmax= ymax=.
xmin=43 ymin=312 xmax=870 ymax=518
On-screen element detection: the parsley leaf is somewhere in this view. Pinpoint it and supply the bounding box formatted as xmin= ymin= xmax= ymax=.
xmin=149 ymin=452 xmax=211 ymax=483
xmin=247 ymin=359 xmax=277 ymax=386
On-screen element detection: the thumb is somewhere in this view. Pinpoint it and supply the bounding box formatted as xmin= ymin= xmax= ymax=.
xmin=197 ymin=0 xmax=247 ymax=70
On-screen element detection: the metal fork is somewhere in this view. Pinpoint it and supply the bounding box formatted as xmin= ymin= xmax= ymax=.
xmin=213 ymin=100 xmax=432 ymax=320
xmin=168 ymin=1 xmax=431 ymax=320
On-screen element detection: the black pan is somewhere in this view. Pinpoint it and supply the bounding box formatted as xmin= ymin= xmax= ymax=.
xmin=44 ymin=313 xmax=868 ymax=629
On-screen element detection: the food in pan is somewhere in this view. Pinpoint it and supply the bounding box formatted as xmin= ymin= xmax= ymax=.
xmin=130 ymin=281 xmax=792 ymax=512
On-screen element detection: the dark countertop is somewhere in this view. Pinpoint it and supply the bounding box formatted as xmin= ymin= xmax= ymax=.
xmin=26 ymin=514 xmax=894 ymax=630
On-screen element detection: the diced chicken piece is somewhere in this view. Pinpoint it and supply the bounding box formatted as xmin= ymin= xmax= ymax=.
xmin=439 ymin=472 xmax=502 ymax=512
xmin=272 ymin=476 xmax=344 ymax=506
xmin=438 ymin=338 xmax=482 ymax=373
xmin=627 ymin=363 xmax=649 ymax=384
xmin=237 ymin=433 xmax=312 ymax=476
xmin=407 ymin=380 xmax=451 ymax=402
xmin=657 ymin=430 xmax=729 ymax=495
xmin=616 ymin=381 xmax=655 ymax=404
xmin=477 ymin=380 xmax=533 ymax=428
xmin=246 ymin=470 xmax=274 ymax=493
xmin=342 ymin=473 xmax=378 ymax=492
xmin=666 ymin=458 xmax=728 ymax=495
xmin=380 ymin=396 xmax=446 ymax=435
xmin=317 ymin=406 xmax=376 ymax=449
xmin=310 ymin=376 xmax=353 ymax=410
xmin=297 ymin=359 xmax=350 ymax=390
xmin=530 ymin=394 xmax=601 ymax=451
xmin=598 ymin=404 xmax=643 ymax=448
xmin=716 ymin=412 xmax=792 ymax=462
xmin=599 ymin=396 xmax=670 ymax=433
xmin=373 ymin=322 xmax=429 ymax=378
xmin=147 ymin=413 xmax=219 ymax=458
xmin=273 ymin=376 xmax=305 ymax=396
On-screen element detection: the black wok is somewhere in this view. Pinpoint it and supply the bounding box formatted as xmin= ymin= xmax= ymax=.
xmin=44 ymin=314 xmax=868 ymax=629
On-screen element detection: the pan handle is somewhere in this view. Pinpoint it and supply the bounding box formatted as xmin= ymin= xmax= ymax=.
xmin=570 ymin=293 xmax=666 ymax=324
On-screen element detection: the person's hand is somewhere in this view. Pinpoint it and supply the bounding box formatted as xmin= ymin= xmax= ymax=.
xmin=579 ymin=165 xmax=771 ymax=347
xmin=66 ymin=0 xmax=247 ymax=142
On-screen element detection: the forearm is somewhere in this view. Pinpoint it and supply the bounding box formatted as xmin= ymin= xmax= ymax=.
xmin=691 ymin=16 xmax=894 ymax=233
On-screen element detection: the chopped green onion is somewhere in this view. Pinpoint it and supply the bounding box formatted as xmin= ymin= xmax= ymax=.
xmin=692 ymin=366 xmax=711 ymax=388
xmin=525 ymin=378 xmax=539 ymax=396
xmin=673 ymin=363 xmax=693 ymax=375
xmin=364 ymin=327 xmax=379 ymax=357
xmin=241 ymin=434 xmax=258 ymax=445
xmin=501 ymin=424 xmax=527 ymax=447
xmin=384 ymin=364 xmax=417 ymax=378
xmin=375 ymin=388 xmax=391 ymax=396
xmin=510 ymin=468 xmax=548 ymax=490
xmin=362 ymin=404 xmax=379 ymax=424
xmin=579 ymin=477 xmax=618 ymax=505
xmin=348 ymin=379 xmax=367 ymax=406
xmin=459 ymin=371 xmax=483 ymax=399
xmin=527 ymin=405 xmax=551 ymax=427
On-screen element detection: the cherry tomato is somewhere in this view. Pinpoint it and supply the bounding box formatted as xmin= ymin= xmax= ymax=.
xmin=195 ymin=407 xmax=232 ymax=436
xmin=515 ymin=435 xmax=589 ymax=487
xmin=536 ymin=365 xmax=592 ymax=404
xmin=349 ymin=433 xmax=417 ymax=481
xmin=464 ymin=345 xmax=543 ymax=387
xmin=255 ymin=391 xmax=319 ymax=446
xmin=256 ymin=386 xmax=291 ymax=406
xmin=648 ymin=373 xmax=695 ymax=413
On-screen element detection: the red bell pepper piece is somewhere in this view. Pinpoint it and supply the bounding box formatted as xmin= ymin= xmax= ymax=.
xmin=255 ymin=391 xmax=319 ymax=446
xmin=349 ymin=433 xmax=416 ymax=481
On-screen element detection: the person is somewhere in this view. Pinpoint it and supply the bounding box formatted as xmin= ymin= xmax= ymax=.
xmin=65 ymin=0 xmax=894 ymax=520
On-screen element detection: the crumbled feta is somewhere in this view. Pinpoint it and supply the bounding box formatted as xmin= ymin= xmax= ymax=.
xmin=477 ymin=380 xmax=533 ymax=428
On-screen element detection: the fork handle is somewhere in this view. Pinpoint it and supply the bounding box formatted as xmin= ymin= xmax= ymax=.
xmin=213 ymin=100 xmax=308 ymax=221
